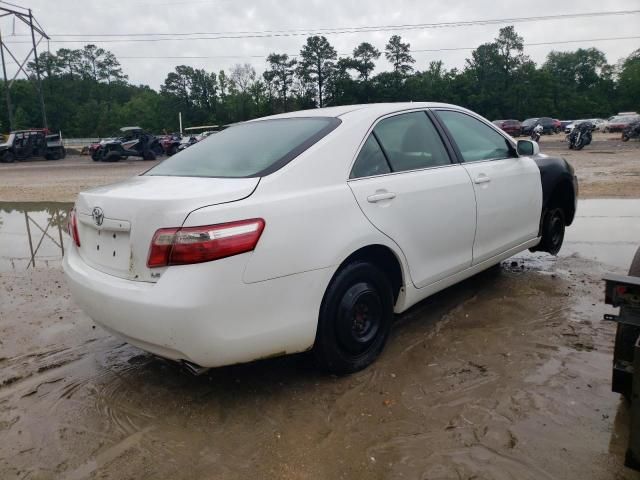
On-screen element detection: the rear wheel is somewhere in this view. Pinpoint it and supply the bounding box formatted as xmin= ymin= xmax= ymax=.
xmin=538 ymin=207 xmax=565 ymax=255
xmin=314 ymin=261 xmax=394 ymax=374
xmin=2 ymin=151 xmax=15 ymax=163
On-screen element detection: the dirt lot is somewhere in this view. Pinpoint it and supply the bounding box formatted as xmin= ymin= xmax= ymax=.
xmin=0 ymin=132 xmax=638 ymax=202
xmin=0 ymin=134 xmax=639 ymax=479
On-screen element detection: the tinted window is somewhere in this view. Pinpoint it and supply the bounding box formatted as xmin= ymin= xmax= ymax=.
xmin=350 ymin=134 xmax=391 ymax=179
xmin=373 ymin=112 xmax=450 ymax=172
xmin=436 ymin=110 xmax=515 ymax=163
xmin=146 ymin=117 xmax=339 ymax=178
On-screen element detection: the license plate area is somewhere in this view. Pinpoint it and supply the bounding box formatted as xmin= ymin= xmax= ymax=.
xmin=78 ymin=214 xmax=132 ymax=277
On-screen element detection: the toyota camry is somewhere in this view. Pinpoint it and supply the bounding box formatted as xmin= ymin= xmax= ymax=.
xmin=64 ymin=103 xmax=578 ymax=374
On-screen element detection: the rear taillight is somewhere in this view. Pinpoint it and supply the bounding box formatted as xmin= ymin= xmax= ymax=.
xmin=147 ymin=218 xmax=265 ymax=268
xmin=67 ymin=208 xmax=81 ymax=247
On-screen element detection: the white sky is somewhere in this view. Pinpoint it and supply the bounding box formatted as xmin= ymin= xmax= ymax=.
xmin=1 ymin=0 xmax=639 ymax=88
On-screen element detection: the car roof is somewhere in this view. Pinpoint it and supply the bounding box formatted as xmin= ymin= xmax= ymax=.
xmin=120 ymin=126 xmax=143 ymax=131
xmin=250 ymin=102 xmax=475 ymax=123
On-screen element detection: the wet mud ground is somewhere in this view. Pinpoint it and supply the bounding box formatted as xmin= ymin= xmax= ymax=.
xmin=1 ymin=200 xmax=639 ymax=479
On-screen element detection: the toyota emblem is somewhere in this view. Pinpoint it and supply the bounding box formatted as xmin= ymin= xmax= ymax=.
xmin=91 ymin=207 xmax=104 ymax=226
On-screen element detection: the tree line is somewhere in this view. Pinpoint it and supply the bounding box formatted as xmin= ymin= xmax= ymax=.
xmin=1 ymin=26 xmax=639 ymax=136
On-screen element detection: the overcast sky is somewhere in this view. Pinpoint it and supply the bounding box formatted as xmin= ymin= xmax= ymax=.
xmin=2 ymin=0 xmax=639 ymax=89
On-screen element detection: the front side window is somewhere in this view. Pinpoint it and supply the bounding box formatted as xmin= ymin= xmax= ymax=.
xmin=146 ymin=117 xmax=339 ymax=178
xmin=435 ymin=110 xmax=515 ymax=163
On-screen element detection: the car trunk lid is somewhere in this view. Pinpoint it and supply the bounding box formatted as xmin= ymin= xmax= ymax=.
xmin=74 ymin=175 xmax=259 ymax=282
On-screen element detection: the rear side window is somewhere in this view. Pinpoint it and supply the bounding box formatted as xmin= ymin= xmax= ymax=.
xmin=435 ymin=110 xmax=514 ymax=163
xmin=372 ymin=112 xmax=451 ymax=172
xmin=350 ymin=135 xmax=391 ymax=179
xmin=146 ymin=117 xmax=339 ymax=178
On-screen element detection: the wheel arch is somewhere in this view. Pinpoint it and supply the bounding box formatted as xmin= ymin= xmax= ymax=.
xmin=546 ymin=178 xmax=576 ymax=226
xmin=332 ymin=244 xmax=406 ymax=306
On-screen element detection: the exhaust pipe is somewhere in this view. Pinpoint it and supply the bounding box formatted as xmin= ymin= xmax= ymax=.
xmin=181 ymin=360 xmax=210 ymax=376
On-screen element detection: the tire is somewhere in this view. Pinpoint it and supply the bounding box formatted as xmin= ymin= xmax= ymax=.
xmin=2 ymin=151 xmax=15 ymax=163
xmin=622 ymin=134 xmax=630 ymax=142
xmin=49 ymin=150 xmax=61 ymax=161
xmin=143 ymin=150 xmax=156 ymax=161
xmin=168 ymin=145 xmax=178 ymax=156
xmin=538 ymin=207 xmax=565 ymax=255
xmin=574 ymin=138 xmax=585 ymax=150
xmin=104 ymin=152 xmax=121 ymax=162
xmin=91 ymin=151 xmax=100 ymax=162
xmin=613 ymin=246 xmax=640 ymax=402
xmin=313 ymin=261 xmax=394 ymax=374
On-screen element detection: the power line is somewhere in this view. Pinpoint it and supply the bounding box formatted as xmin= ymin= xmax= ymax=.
xmin=4 ymin=9 xmax=640 ymax=44
xmin=5 ymin=35 xmax=638 ymax=65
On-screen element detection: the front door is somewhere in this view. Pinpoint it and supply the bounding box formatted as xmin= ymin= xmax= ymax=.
xmin=433 ymin=109 xmax=542 ymax=264
xmin=348 ymin=111 xmax=477 ymax=289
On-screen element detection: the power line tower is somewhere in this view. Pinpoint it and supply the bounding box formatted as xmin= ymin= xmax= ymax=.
xmin=0 ymin=2 xmax=49 ymax=131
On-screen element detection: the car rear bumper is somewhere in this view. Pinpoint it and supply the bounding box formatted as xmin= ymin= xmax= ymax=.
xmin=63 ymin=245 xmax=332 ymax=367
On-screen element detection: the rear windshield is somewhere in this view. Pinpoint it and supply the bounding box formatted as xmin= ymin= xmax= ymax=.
xmin=146 ymin=117 xmax=340 ymax=178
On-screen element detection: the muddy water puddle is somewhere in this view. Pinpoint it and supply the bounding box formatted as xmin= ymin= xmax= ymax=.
xmin=0 ymin=199 xmax=639 ymax=479
xmin=0 ymin=202 xmax=72 ymax=272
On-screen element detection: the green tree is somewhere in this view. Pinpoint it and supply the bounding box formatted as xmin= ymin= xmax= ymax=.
xmin=385 ymin=35 xmax=415 ymax=76
xmin=618 ymin=48 xmax=640 ymax=111
xmin=297 ymin=36 xmax=337 ymax=108
xmin=352 ymin=42 xmax=380 ymax=82
xmin=263 ymin=53 xmax=297 ymax=110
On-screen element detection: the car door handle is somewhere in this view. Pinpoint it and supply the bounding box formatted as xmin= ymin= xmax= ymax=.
xmin=474 ymin=175 xmax=491 ymax=184
xmin=367 ymin=192 xmax=396 ymax=203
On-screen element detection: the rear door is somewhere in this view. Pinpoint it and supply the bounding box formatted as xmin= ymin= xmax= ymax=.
xmin=433 ymin=109 xmax=542 ymax=265
xmin=348 ymin=110 xmax=476 ymax=289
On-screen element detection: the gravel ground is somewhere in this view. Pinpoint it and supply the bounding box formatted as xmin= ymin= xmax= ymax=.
xmin=0 ymin=132 xmax=638 ymax=202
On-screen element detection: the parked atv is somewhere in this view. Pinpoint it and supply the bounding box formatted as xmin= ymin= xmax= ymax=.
xmin=622 ymin=121 xmax=640 ymax=142
xmin=92 ymin=127 xmax=163 ymax=162
xmin=0 ymin=129 xmax=66 ymax=163
xmin=159 ymin=133 xmax=182 ymax=156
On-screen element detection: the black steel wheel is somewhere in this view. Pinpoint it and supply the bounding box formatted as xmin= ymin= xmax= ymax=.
xmin=314 ymin=261 xmax=394 ymax=374
xmin=539 ymin=207 xmax=565 ymax=255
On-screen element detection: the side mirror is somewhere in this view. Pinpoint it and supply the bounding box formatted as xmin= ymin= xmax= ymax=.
xmin=517 ymin=139 xmax=540 ymax=156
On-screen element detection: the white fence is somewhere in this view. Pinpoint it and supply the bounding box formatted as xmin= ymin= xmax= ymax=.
xmin=62 ymin=138 xmax=100 ymax=147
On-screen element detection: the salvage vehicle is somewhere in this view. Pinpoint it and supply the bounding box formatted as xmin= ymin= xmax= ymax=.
xmin=521 ymin=117 xmax=558 ymax=135
xmin=603 ymin=115 xmax=640 ymax=133
xmin=0 ymin=129 xmax=66 ymax=163
xmin=492 ymin=119 xmax=521 ymax=137
xmin=64 ymin=103 xmax=578 ymax=374
xmin=604 ymin=246 xmax=640 ymax=471
xmin=91 ymin=127 xmax=163 ymax=162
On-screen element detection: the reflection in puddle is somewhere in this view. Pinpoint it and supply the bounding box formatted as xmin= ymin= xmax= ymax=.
xmin=0 ymin=202 xmax=73 ymax=272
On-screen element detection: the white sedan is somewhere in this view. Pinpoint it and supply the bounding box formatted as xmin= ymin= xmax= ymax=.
xmin=64 ymin=103 xmax=578 ymax=374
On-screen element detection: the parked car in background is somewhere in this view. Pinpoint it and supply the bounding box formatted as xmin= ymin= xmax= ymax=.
xmin=603 ymin=115 xmax=640 ymax=133
xmin=560 ymin=120 xmax=574 ymax=130
xmin=565 ymin=119 xmax=593 ymax=134
xmin=64 ymin=102 xmax=578 ymax=374
xmin=552 ymin=119 xmax=562 ymax=132
xmin=521 ymin=117 xmax=558 ymax=135
xmin=492 ymin=119 xmax=522 ymax=136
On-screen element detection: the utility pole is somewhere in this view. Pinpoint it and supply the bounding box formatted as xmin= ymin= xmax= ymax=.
xmin=0 ymin=29 xmax=14 ymax=130
xmin=28 ymin=9 xmax=47 ymax=129
xmin=0 ymin=4 xmax=49 ymax=132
